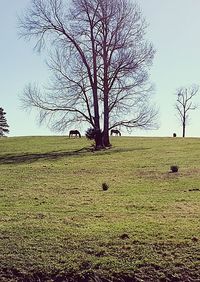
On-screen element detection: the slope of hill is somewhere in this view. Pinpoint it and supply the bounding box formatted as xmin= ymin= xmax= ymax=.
xmin=0 ymin=136 xmax=199 ymax=281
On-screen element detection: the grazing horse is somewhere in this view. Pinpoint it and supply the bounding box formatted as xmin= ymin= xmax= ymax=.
xmin=111 ymin=129 xmax=121 ymax=136
xmin=69 ymin=130 xmax=81 ymax=138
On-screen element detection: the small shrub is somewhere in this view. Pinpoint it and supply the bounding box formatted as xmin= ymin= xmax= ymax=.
xmin=85 ymin=127 xmax=102 ymax=140
xmin=85 ymin=128 xmax=96 ymax=140
xmin=173 ymin=133 xmax=177 ymax=137
xmin=170 ymin=165 xmax=179 ymax=173
xmin=119 ymin=233 xmax=129 ymax=240
xmin=102 ymin=182 xmax=109 ymax=191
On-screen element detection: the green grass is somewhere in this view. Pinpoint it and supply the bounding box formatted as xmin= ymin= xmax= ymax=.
xmin=0 ymin=136 xmax=199 ymax=281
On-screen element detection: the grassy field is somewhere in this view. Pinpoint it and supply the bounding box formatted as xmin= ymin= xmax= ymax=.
xmin=0 ymin=136 xmax=199 ymax=281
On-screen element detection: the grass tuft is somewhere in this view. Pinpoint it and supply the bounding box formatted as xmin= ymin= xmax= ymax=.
xmin=102 ymin=182 xmax=109 ymax=191
xmin=170 ymin=165 xmax=179 ymax=173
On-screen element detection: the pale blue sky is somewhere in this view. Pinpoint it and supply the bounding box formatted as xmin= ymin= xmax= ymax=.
xmin=1 ymin=0 xmax=200 ymax=137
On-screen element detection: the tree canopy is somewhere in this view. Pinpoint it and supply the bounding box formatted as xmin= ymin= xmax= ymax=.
xmin=0 ymin=107 xmax=9 ymax=137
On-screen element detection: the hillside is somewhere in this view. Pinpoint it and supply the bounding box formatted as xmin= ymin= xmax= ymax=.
xmin=0 ymin=136 xmax=199 ymax=281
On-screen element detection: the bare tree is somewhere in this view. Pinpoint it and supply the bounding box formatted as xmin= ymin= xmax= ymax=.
xmin=175 ymin=85 xmax=199 ymax=137
xmin=19 ymin=0 xmax=157 ymax=149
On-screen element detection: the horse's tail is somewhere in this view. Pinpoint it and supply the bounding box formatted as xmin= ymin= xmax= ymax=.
xmin=78 ymin=131 xmax=81 ymax=138
xmin=119 ymin=131 xmax=121 ymax=136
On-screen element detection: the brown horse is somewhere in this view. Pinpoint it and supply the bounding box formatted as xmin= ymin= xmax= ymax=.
xmin=69 ymin=130 xmax=81 ymax=138
xmin=111 ymin=129 xmax=121 ymax=136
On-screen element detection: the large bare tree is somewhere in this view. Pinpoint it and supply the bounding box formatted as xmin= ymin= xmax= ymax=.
xmin=19 ymin=0 xmax=157 ymax=149
xmin=175 ymin=85 xmax=199 ymax=137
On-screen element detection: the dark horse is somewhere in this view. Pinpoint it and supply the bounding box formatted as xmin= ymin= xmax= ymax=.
xmin=110 ymin=129 xmax=121 ymax=136
xmin=69 ymin=130 xmax=81 ymax=138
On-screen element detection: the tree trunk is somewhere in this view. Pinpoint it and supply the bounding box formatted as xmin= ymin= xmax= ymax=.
xmin=103 ymin=68 xmax=111 ymax=147
xmin=182 ymin=122 xmax=186 ymax=137
xmin=103 ymin=129 xmax=110 ymax=147
xmin=103 ymin=105 xmax=111 ymax=147
xmin=182 ymin=114 xmax=186 ymax=137
xmin=89 ymin=24 xmax=105 ymax=150
xmin=102 ymin=21 xmax=111 ymax=148
xmin=94 ymin=129 xmax=104 ymax=150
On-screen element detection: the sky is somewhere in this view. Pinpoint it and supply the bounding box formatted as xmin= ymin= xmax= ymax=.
xmin=1 ymin=0 xmax=200 ymax=137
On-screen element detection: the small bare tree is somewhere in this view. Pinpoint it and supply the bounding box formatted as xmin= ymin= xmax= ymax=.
xmin=19 ymin=0 xmax=158 ymax=149
xmin=175 ymin=85 xmax=199 ymax=137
